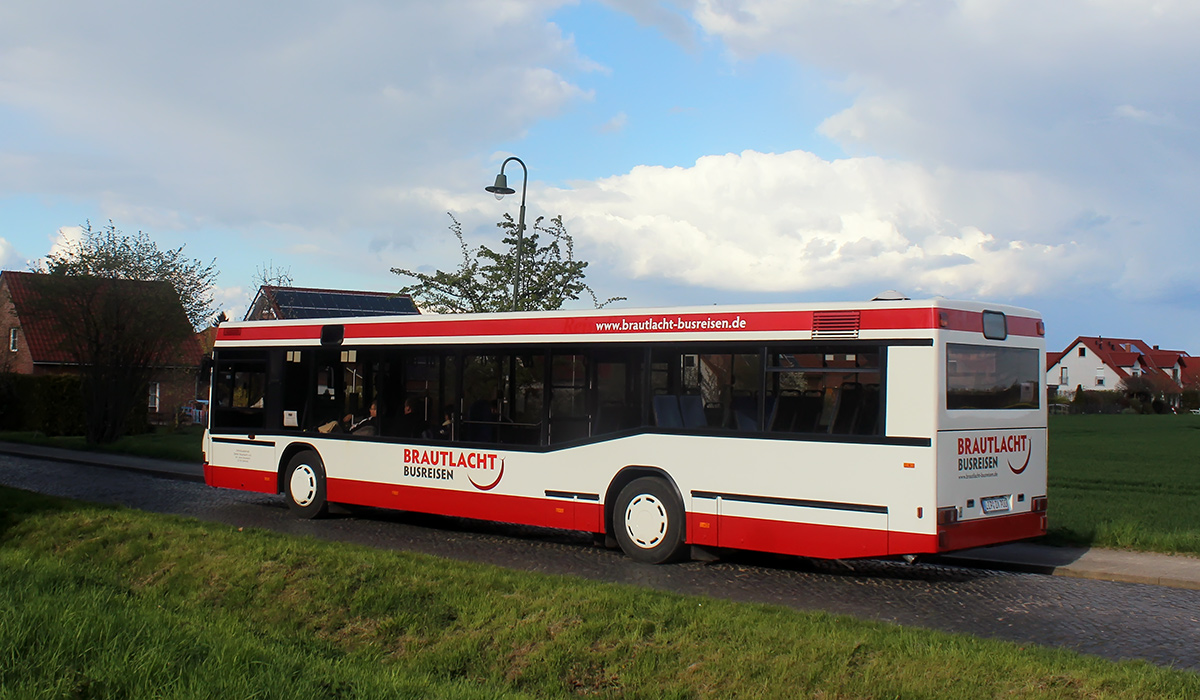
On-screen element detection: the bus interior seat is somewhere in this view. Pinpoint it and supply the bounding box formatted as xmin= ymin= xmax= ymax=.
xmin=679 ymin=395 xmax=707 ymax=428
xmin=854 ymin=384 xmax=881 ymax=435
xmin=831 ymin=382 xmax=864 ymax=434
xmin=771 ymin=391 xmax=823 ymax=433
xmin=732 ymin=395 xmax=758 ymax=431
xmin=653 ymin=395 xmax=683 ymax=428
xmin=770 ymin=393 xmax=801 ymax=432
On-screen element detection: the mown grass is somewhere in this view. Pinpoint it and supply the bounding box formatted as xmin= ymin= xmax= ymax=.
xmin=1046 ymin=414 xmax=1200 ymax=553
xmin=0 ymin=425 xmax=203 ymax=463
xmin=1 ymin=486 xmax=1198 ymax=699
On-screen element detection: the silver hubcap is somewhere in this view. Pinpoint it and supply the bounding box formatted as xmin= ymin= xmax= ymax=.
xmin=289 ymin=464 xmax=318 ymax=507
xmin=624 ymin=493 xmax=668 ymax=549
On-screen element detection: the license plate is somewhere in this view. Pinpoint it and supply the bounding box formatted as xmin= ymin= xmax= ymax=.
xmin=981 ymin=495 xmax=1010 ymax=514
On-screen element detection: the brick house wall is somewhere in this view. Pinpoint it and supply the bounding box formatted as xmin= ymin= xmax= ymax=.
xmin=0 ymin=275 xmax=34 ymax=375
xmin=1 ymin=269 xmax=205 ymax=425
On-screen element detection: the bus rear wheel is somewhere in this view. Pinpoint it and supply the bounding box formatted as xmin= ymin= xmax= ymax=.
xmin=614 ymin=477 xmax=685 ymax=564
xmin=284 ymin=451 xmax=329 ymax=519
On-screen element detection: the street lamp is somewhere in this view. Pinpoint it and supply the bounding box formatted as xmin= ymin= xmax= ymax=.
xmin=485 ymin=156 xmax=527 ymax=311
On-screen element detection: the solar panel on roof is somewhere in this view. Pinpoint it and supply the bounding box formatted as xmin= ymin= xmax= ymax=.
xmin=269 ymin=289 xmax=418 ymax=319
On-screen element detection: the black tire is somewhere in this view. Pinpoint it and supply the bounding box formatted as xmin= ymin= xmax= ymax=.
xmin=613 ymin=477 xmax=686 ymax=564
xmin=284 ymin=451 xmax=328 ymax=519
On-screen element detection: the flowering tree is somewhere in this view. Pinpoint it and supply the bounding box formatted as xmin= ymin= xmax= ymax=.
xmin=392 ymin=213 xmax=623 ymax=313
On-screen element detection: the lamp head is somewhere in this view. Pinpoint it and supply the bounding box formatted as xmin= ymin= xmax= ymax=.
xmin=485 ymin=173 xmax=515 ymax=200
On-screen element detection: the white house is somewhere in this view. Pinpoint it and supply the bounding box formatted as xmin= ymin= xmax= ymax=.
xmin=1046 ymin=336 xmax=1194 ymax=408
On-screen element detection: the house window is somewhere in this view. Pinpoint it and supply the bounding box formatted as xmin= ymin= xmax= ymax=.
xmin=1078 ymin=347 xmax=1086 ymax=357
xmin=1095 ymin=368 xmax=1105 ymax=387
xmin=8 ymin=328 xmax=16 ymax=352
xmin=1060 ymin=367 xmax=1068 ymax=384
xmin=148 ymin=382 xmax=161 ymax=412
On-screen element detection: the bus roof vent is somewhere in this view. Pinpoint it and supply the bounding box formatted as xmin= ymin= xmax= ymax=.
xmin=812 ymin=310 xmax=860 ymax=339
xmin=871 ymin=290 xmax=909 ymax=301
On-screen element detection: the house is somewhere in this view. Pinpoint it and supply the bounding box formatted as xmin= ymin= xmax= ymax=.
xmin=1 ymin=269 xmax=205 ymax=424
xmin=1046 ymin=335 xmax=1192 ymax=409
xmin=244 ymin=285 xmax=420 ymax=321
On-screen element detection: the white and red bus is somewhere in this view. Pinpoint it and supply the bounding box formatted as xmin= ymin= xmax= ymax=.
xmin=202 ymin=298 xmax=1047 ymax=563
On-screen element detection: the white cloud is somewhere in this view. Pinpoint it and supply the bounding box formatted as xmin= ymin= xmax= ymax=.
xmin=600 ymin=112 xmax=628 ymax=134
xmin=212 ymin=284 xmax=252 ymax=323
xmin=538 ymin=149 xmax=1107 ymax=299
xmin=0 ymin=237 xmax=21 ymax=269
xmin=617 ymin=1 xmax=1200 ymax=306
xmin=0 ymin=1 xmax=586 ymax=233
xmin=44 ymin=226 xmax=83 ymax=262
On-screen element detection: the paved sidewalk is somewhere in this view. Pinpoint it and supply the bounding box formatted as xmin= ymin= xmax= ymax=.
xmin=3 ymin=440 xmax=1199 ymax=590
xmin=940 ymin=542 xmax=1200 ymax=590
xmin=0 ymin=440 xmax=203 ymax=482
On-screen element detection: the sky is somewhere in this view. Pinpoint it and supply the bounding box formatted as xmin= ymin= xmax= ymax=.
xmin=2 ymin=0 xmax=1199 ymax=353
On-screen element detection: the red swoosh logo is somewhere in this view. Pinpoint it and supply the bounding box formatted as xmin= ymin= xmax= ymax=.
xmin=1008 ymin=441 xmax=1032 ymax=474
xmin=468 ymin=458 xmax=504 ymax=491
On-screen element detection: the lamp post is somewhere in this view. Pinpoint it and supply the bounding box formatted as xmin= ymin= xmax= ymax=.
xmin=485 ymin=156 xmax=527 ymax=311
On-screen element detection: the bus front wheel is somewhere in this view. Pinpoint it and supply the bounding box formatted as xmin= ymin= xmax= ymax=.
xmin=613 ymin=477 xmax=685 ymax=564
xmin=284 ymin=451 xmax=329 ymax=519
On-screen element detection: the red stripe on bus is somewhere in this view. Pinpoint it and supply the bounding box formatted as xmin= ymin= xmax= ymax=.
xmin=204 ymin=463 xmax=276 ymax=494
xmin=205 ymin=464 xmax=1042 ymax=558
xmin=215 ymin=307 xmax=1041 ymax=343
xmin=715 ymin=513 xmax=892 ymax=559
xmin=937 ymin=511 xmax=1046 ymax=552
xmin=325 ymin=477 xmax=605 ymax=533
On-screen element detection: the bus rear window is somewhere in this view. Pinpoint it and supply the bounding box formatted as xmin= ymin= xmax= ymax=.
xmin=946 ymin=344 xmax=1040 ymax=410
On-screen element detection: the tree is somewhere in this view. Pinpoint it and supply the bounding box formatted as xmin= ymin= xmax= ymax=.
xmin=37 ymin=220 xmax=218 ymax=330
xmin=253 ymin=260 xmax=293 ymax=289
xmin=29 ymin=221 xmax=216 ymax=443
xmin=392 ymin=213 xmax=623 ymax=313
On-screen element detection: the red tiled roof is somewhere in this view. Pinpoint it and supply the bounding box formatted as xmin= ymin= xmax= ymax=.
xmin=1108 ymin=351 xmax=1141 ymax=368
xmin=1055 ymin=335 xmax=1194 ymax=392
xmin=3 ymin=270 xmax=75 ymax=364
xmin=2 ymin=270 xmax=200 ymax=367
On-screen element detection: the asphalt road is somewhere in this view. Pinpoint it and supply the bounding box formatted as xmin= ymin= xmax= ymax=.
xmin=2 ymin=452 xmax=1198 ymax=672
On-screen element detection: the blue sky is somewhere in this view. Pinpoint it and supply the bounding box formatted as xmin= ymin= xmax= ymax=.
xmin=2 ymin=0 xmax=1200 ymax=355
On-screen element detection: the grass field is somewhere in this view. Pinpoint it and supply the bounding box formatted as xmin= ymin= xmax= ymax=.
xmin=2 ymin=486 xmax=1197 ymax=699
xmin=1046 ymin=414 xmax=1200 ymax=553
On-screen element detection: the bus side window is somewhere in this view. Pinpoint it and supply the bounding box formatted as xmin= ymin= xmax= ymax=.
xmin=768 ymin=348 xmax=881 ymax=436
xmin=212 ymin=350 xmax=268 ymax=430
xmin=550 ymin=353 xmax=589 ymax=444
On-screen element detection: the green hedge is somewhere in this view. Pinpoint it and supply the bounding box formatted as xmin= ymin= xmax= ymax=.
xmin=0 ymin=374 xmax=87 ymax=436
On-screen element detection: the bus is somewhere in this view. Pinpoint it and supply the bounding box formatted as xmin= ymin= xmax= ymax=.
xmin=203 ymin=298 xmax=1047 ymax=564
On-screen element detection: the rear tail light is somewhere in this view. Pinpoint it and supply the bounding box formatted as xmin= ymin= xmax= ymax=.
xmin=1035 ymin=321 xmax=1045 ymax=336
xmin=936 ymin=506 xmax=958 ymax=525
xmin=938 ymin=311 xmax=950 ymax=328
xmin=1031 ymin=496 xmax=1048 ymax=513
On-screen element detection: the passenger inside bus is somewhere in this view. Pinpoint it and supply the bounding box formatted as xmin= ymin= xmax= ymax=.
xmin=345 ymin=401 xmax=378 ymax=436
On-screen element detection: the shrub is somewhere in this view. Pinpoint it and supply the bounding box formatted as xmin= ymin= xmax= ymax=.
xmin=0 ymin=373 xmax=88 ymax=436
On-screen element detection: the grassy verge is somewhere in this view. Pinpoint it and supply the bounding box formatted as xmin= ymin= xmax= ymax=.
xmin=0 ymin=425 xmax=203 ymax=463
xmin=1 ymin=487 xmax=1197 ymax=699
xmin=1046 ymin=414 xmax=1200 ymax=554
